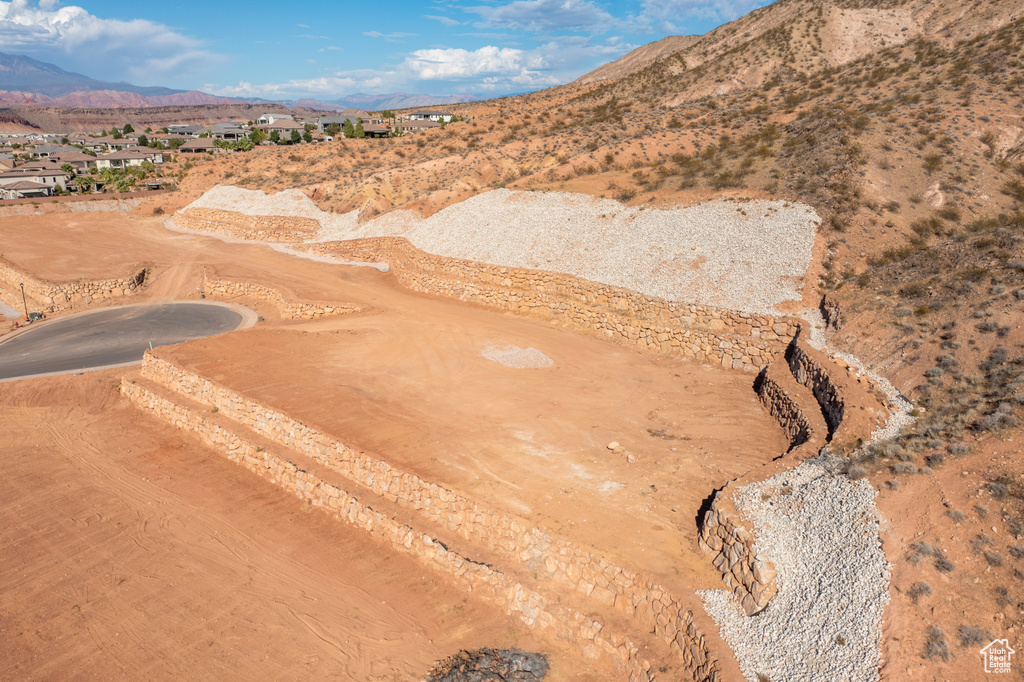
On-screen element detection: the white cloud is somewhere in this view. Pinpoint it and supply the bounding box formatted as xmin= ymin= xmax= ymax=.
xmin=424 ymin=14 xmax=461 ymax=26
xmin=0 ymin=0 xmax=222 ymax=82
xmin=403 ymin=45 xmax=548 ymax=80
xmin=364 ymin=30 xmax=417 ymax=43
xmin=468 ymin=0 xmax=617 ymax=32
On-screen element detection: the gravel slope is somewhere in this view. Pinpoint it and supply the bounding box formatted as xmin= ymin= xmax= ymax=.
xmin=699 ymin=460 xmax=891 ymax=682
xmin=185 ymin=186 xmax=820 ymax=314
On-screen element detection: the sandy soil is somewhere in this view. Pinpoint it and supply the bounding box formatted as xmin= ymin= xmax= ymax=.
xmin=874 ymin=435 xmax=1024 ymax=681
xmin=0 ymin=211 xmax=788 ymax=678
xmin=0 ymin=372 xmax=582 ymax=682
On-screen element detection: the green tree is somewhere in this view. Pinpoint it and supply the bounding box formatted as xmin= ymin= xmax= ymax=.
xmin=75 ymin=175 xmax=94 ymax=193
xmin=168 ymin=138 xmax=185 ymax=150
xmin=137 ymin=134 xmax=148 ymax=147
xmin=122 ymin=123 xmax=134 ymax=134
xmin=270 ymin=130 xmax=281 ymax=144
xmin=112 ymin=129 xmax=123 ymax=139
xmin=304 ymin=123 xmax=314 ymax=133
xmin=325 ymin=122 xmax=341 ymax=138
xmin=249 ymin=129 xmax=267 ymax=145
xmin=303 ymin=131 xmax=313 ymax=143
xmin=342 ymin=119 xmax=355 ymax=138
xmin=60 ymin=163 xmax=74 ymax=175
xmin=60 ymin=136 xmax=69 ymax=144
xmin=355 ymin=121 xmax=365 ymax=138
xmin=290 ymin=129 xmax=301 ymax=144
xmin=145 ymin=127 xmax=152 ymax=133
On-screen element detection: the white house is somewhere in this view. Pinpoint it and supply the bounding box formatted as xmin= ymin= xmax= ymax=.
xmin=407 ymin=111 xmax=454 ymax=123
xmin=95 ymin=148 xmax=165 ymax=170
xmin=255 ymin=113 xmax=295 ymax=126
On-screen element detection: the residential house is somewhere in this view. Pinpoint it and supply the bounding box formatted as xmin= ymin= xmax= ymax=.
xmin=0 ymin=180 xmax=53 ymax=200
xmin=52 ymin=151 xmax=98 ymax=173
xmin=407 ymin=111 xmax=453 ymax=123
xmin=95 ymin=148 xmax=165 ymax=170
xmin=80 ymin=136 xmax=138 ymax=153
xmin=205 ymin=122 xmax=247 ymax=141
xmin=316 ymin=115 xmax=358 ymax=132
xmin=256 ymin=119 xmax=305 ymax=138
xmin=393 ymin=119 xmax=442 ymax=134
xmin=0 ymin=153 xmax=16 ymax=171
xmin=361 ymin=123 xmax=391 ymax=138
xmin=177 ymin=137 xmax=219 ymax=153
xmin=167 ymin=124 xmax=204 ymax=137
xmin=0 ymin=168 xmax=69 ymax=192
xmin=255 ymin=113 xmax=294 ymax=126
xmin=30 ymin=144 xmax=80 ymax=158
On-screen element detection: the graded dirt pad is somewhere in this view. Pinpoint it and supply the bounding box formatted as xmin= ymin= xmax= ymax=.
xmin=156 ymin=309 xmax=788 ymax=598
xmin=0 ymin=373 xmax=584 ymax=682
xmin=0 ymin=211 xmax=790 ymax=678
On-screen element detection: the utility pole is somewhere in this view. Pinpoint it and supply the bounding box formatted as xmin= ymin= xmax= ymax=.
xmin=19 ymin=282 xmax=28 ymax=321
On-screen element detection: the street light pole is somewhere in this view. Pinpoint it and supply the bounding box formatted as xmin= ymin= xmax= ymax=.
xmin=19 ymin=282 xmax=28 ymax=321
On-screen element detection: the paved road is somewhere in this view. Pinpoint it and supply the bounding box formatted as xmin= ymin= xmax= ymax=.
xmin=0 ymin=302 xmax=247 ymax=381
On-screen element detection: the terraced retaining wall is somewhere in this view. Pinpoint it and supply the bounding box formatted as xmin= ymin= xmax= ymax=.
xmin=137 ymin=352 xmax=727 ymax=681
xmin=304 ymin=237 xmax=800 ymax=371
xmin=0 ymin=256 xmax=146 ymax=314
xmin=698 ymin=357 xmax=828 ymax=615
xmin=177 ymin=208 xmax=320 ymax=242
xmin=201 ymin=272 xmax=363 ymax=320
xmin=788 ymin=339 xmax=846 ymax=437
xmin=121 ymin=379 xmax=665 ymax=680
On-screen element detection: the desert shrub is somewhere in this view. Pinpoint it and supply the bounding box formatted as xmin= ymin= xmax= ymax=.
xmin=976 ymin=504 xmax=989 ymax=517
xmin=959 ymin=625 xmax=992 ymax=648
xmin=1009 ymin=545 xmax=1024 ymax=559
xmin=924 ymin=626 xmax=951 ymax=661
xmin=947 ymin=509 xmax=965 ymax=523
xmin=935 ymin=555 xmax=956 ymax=573
xmin=989 ymin=481 xmax=1010 ymax=498
xmin=847 ymin=465 xmax=867 ymax=480
xmin=908 ymin=581 xmax=933 ymax=604
xmin=986 ymin=552 xmax=1004 ymax=567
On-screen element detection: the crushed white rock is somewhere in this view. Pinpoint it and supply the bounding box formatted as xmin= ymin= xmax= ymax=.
xmin=699 ymin=460 xmax=891 ymax=682
xmin=184 ymin=186 xmax=820 ymax=315
xmin=480 ymin=344 xmax=554 ymax=369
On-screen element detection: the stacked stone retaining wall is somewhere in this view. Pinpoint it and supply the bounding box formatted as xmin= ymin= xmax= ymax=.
xmin=698 ymin=355 xmax=829 ymax=615
xmin=121 ymin=378 xmax=664 ymax=681
xmin=137 ymin=352 xmax=728 ymax=681
xmin=0 ymin=256 xmax=147 ymax=315
xmin=201 ymin=272 xmax=362 ymax=320
xmin=302 ymin=237 xmax=800 ymax=371
xmin=788 ymin=338 xmax=846 ymax=438
xmin=177 ymin=207 xmax=320 ymax=242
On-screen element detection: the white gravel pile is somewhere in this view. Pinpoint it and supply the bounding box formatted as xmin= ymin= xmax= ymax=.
xmin=700 ymin=460 xmax=890 ymax=682
xmin=184 ymin=186 xmax=820 ymax=314
xmin=480 ymin=344 xmax=554 ymax=369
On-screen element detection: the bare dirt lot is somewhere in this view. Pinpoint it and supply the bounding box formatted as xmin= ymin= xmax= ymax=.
xmin=0 ymin=211 xmax=789 ymax=679
xmin=0 ymin=372 xmax=573 ymax=682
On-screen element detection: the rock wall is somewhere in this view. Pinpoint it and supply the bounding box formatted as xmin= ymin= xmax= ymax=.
xmin=0 ymin=256 xmax=147 ymax=315
xmin=304 ymin=237 xmax=800 ymax=371
xmin=121 ymin=378 xmax=664 ymax=680
xmin=201 ymin=272 xmax=362 ymax=320
xmin=177 ymin=207 xmax=320 ymax=242
xmin=698 ymin=356 xmax=828 ymax=615
xmin=136 ymin=353 xmax=728 ymax=681
xmin=788 ymin=338 xmax=846 ymax=438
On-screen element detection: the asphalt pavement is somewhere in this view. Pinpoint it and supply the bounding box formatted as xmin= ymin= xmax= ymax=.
xmin=0 ymin=302 xmax=247 ymax=381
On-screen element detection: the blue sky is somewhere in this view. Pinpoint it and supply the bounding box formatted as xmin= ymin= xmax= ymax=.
xmin=0 ymin=0 xmax=772 ymax=99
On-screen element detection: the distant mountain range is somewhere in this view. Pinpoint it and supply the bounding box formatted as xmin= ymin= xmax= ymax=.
xmin=0 ymin=52 xmax=478 ymax=111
